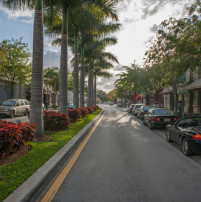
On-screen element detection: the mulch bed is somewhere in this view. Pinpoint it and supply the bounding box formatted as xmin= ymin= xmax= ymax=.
xmin=0 ymin=135 xmax=51 ymax=166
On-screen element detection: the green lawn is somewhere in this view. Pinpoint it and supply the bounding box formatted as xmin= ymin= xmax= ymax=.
xmin=0 ymin=109 xmax=102 ymax=202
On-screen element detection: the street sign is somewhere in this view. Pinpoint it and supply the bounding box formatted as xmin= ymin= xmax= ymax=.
xmin=177 ymin=88 xmax=188 ymax=94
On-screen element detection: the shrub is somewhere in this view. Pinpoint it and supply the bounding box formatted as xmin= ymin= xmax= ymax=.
xmin=0 ymin=120 xmax=36 ymax=158
xmin=86 ymin=107 xmax=94 ymax=114
xmin=91 ymin=105 xmax=99 ymax=111
xmin=79 ymin=108 xmax=89 ymax=117
xmin=44 ymin=111 xmax=71 ymax=130
xmin=68 ymin=109 xmax=79 ymax=122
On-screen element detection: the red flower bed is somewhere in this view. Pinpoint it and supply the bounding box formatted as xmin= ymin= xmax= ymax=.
xmin=91 ymin=105 xmax=99 ymax=111
xmin=86 ymin=107 xmax=94 ymax=114
xmin=44 ymin=111 xmax=71 ymax=130
xmin=68 ymin=109 xmax=79 ymax=122
xmin=0 ymin=120 xmax=36 ymax=158
xmin=79 ymin=108 xmax=89 ymax=117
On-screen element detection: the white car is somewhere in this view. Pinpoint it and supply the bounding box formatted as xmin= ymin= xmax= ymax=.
xmin=131 ymin=103 xmax=144 ymax=116
xmin=0 ymin=99 xmax=30 ymax=118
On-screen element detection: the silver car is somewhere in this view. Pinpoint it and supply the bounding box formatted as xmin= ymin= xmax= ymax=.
xmin=0 ymin=99 xmax=30 ymax=118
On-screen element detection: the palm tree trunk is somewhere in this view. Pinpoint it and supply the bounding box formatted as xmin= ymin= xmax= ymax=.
xmin=73 ymin=34 xmax=79 ymax=109
xmin=80 ymin=47 xmax=85 ymax=107
xmin=87 ymin=66 xmax=92 ymax=107
xmin=94 ymin=74 xmax=97 ymax=105
xmin=91 ymin=73 xmax=94 ymax=105
xmin=30 ymin=0 xmax=44 ymax=137
xmin=59 ymin=4 xmax=68 ymax=114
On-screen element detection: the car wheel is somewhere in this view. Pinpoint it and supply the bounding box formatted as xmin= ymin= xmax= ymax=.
xmin=24 ymin=109 xmax=28 ymax=116
xmin=182 ymin=138 xmax=192 ymax=156
xmin=165 ymin=130 xmax=172 ymax=142
xmin=10 ymin=111 xmax=15 ymax=118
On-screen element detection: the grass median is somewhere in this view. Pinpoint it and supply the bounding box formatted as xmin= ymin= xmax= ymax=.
xmin=0 ymin=109 xmax=102 ymax=202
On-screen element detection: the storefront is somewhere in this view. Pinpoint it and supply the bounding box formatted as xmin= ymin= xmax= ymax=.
xmin=186 ymin=78 xmax=201 ymax=113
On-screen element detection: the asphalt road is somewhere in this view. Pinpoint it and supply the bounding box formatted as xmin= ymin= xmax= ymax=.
xmin=49 ymin=105 xmax=201 ymax=202
xmin=1 ymin=115 xmax=29 ymax=124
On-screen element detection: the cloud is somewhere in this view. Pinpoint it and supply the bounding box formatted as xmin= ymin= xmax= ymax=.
xmin=96 ymin=75 xmax=118 ymax=92
xmin=0 ymin=4 xmax=33 ymax=22
xmin=140 ymin=0 xmax=194 ymax=19
xmin=113 ymin=64 xmax=124 ymax=72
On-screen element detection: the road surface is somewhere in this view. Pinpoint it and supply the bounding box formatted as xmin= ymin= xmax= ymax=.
xmin=39 ymin=104 xmax=201 ymax=202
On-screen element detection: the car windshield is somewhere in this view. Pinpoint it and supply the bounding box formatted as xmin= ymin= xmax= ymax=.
xmin=144 ymin=106 xmax=154 ymax=112
xmin=153 ymin=109 xmax=174 ymax=115
xmin=2 ymin=100 xmax=16 ymax=106
xmin=136 ymin=105 xmax=142 ymax=109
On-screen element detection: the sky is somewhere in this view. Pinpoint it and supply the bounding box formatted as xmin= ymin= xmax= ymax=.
xmin=0 ymin=0 xmax=195 ymax=93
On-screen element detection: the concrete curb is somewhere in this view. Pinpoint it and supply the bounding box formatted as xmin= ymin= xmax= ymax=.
xmin=4 ymin=110 xmax=105 ymax=202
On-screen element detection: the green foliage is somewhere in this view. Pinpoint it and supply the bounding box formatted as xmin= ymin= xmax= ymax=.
xmin=115 ymin=62 xmax=152 ymax=99
xmin=44 ymin=67 xmax=59 ymax=92
xmin=0 ymin=38 xmax=31 ymax=97
xmin=0 ymin=109 xmax=102 ymax=202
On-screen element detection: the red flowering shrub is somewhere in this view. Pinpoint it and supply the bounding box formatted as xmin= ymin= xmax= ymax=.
xmin=76 ymin=109 xmax=82 ymax=119
xmin=68 ymin=109 xmax=79 ymax=122
xmin=79 ymin=108 xmax=89 ymax=117
xmin=91 ymin=105 xmax=99 ymax=111
xmin=86 ymin=107 xmax=94 ymax=114
xmin=44 ymin=111 xmax=71 ymax=130
xmin=0 ymin=120 xmax=36 ymax=158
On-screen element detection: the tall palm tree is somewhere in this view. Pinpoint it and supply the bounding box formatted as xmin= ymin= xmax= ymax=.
xmin=93 ymin=71 xmax=112 ymax=105
xmin=44 ymin=0 xmax=120 ymax=111
xmin=3 ymin=0 xmax=44 ymax=136
xmin=85 ymin=37 xmax=118 ymax=106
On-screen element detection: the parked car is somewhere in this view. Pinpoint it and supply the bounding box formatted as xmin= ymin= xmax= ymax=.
xmin=166 ymin=117 xmax=201 ymax=156
xmin=128 ymin=104 xmax=135 ymax=113
xmin=143 ymin=108 xmax=179 ymax=129
xmin=0 ymin=99 xmax=30 ymax=118
xmin=131 ymin=103 xmax=144 ymax=115
xmin=67 ymin=102 xmax=74 ymax=109
xmin=137 ymin=105 xmax=155 ymax=120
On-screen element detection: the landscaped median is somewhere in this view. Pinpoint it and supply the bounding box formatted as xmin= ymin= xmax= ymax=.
xmin=0 ymin=106 xmax=102 ymax=202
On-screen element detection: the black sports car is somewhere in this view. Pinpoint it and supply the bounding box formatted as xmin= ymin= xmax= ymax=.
xmin=166 ymin=117 xmax=201 ymax=156
xmin=143 ymin=108 xmax=178 ymax=129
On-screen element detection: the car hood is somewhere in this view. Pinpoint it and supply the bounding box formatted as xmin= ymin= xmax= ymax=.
xmin=183 ymin=126 xmax=201 ymax=134
xmin=0 ymin=105 xmax=13 ymax=110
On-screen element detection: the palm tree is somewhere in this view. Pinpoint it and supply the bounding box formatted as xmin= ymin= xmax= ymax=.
xmin=3 ymin=0 xmax=44 ymax=136
xmin=85 ymin=37 xmax=118 ymax=106
xmin=93 ymin=71 xmax=112 ymax=105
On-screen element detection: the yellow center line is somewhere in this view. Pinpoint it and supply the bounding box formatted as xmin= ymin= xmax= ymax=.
xmin=41 ymin=111 xmax=105 ymax=202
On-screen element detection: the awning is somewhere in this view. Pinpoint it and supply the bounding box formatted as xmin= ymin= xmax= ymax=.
xmin=186 ymin=78 xmax=201 ymax=90
xmin=162 ymin=87 xmax=173 ymax=94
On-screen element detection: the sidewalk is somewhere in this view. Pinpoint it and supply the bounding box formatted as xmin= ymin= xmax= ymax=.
xmin=4 ymin=110 xmax=104 ymax=202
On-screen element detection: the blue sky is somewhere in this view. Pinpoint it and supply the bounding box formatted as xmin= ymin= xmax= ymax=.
xmin=0 ymin=0 xmax=195 ymax=92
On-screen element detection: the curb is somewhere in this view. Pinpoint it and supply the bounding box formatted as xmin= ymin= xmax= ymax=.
xmin=4 ymin=110 xmax=105 ymax=202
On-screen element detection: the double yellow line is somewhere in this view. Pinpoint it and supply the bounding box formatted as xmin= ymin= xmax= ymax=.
xmin=41 ymin=111 xmax=105 ymax=202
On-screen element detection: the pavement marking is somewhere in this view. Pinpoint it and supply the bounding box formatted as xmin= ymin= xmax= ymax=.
xmin=41 ymin=111 xmax=105 ymax=202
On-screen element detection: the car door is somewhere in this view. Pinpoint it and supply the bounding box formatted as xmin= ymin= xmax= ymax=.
xmin=145 ymin=109 xmax=152 ymax=124
xmin=171 ymin=118 xmax=190 ymax=144
xmin=15 ymin=101 xmax=21 ymax=115
xmin=169 ymin=120 xmax=183 ymax=143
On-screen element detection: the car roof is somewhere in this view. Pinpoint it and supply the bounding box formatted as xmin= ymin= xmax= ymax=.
xmin=153 ymin=108 xmax=171 ymax=110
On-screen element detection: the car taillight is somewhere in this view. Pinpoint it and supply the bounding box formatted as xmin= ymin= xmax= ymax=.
xmin=193 ymin=134 xmax=201 ymax=140
xmin=174 ymin=117 xmax=179 ymax=122
xmin=153 ymin=117 xmax=160 ymax=122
